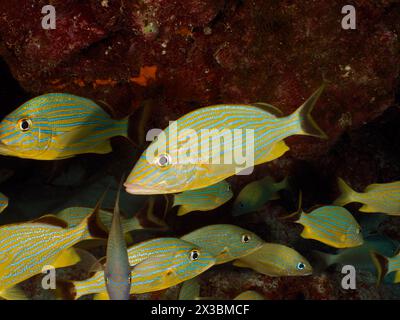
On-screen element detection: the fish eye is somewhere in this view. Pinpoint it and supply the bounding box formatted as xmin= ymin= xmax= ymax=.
xmin=296 ymin=262 xmax=306 ymax=270
xmin=189 ymin=249 xmax=200 ymax=261
xmin=156 ymin=154 xmax=171 ymax=167
xmin=18 ymin=118 xmax=32 ymax=132
xmin=239 ymin=202 xmax=244 ymax=208
xmin=241 ymin=234 xmax=251 ymax=243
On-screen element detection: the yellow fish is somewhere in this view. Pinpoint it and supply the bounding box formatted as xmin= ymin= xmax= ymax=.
xmin=181 ymin=224 xmax=265 ymax=264
xmin=233 ymin=243 xmax=313 ymax=276
xmin=59 ymin=238 xmax=216 ymax=299
xmin=178 ymin=277 xmax=201 ymax=300
xmin=234 ymin=291 xmax=265 ymax=300
xmin=295 ymin=205 xmax=363 ymax=249
xmin=335 ymin=178 xmax=400 ymax=215
xmin=125 ymin=85 xmax=326 ymax=195
xmin=0 ymin=93 xmax=128 ymax=160
xmin=0 ymin=212 xmax=104 ymax=300
xmin=232 ymin=176 xmax=288 ymax=216
xmin=56 ymin=207 xmax=142 ymax=233
xmin=371 ymin=250 xmax=400 ymax=284
xmin=173 ymin=180 xmax=233 ymax=216
xmin=0 ymin=192 xmax=8 ymax=214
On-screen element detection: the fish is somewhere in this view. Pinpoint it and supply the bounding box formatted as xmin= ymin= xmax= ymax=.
xmin=58 ymin=238 xmax=216 ymax=299
xmin=295 ymin=205 xmax=363 ymax=248
xmin=0 ymin=209 xmax=106 ymax=300
xmin=234 ymin=291 xmax=265 ymax=300
xmin=104 ymin=184 xmax=131 ymax=300
xmin=178 ymin=277 xmax=201 ymax=300
xmin=125 ymin=85 xmax=327 ymax=195
xmin=313 ymin=235 xmax=398 ymax=276
xmin=334 ymin=178 xmax=400 ymax=215
xmin=0 ymin=192 xmax=8 ymax=214
xmin=0 ymin=93 xmax=128 ymax=160
xmin=371 ymin=249 xmax=400 ymax=284
xmin=173 ymin=180 xmax=233 ymax=216
xmin=233 ymin=243 xmax=313 ymax=276
xmin=181 ymin=224 xmax=265 ymax=264
xmin=232 ymin=176 xmax=288 ymax=216
xmin=56 ymin=207 xmax=142 ymax=233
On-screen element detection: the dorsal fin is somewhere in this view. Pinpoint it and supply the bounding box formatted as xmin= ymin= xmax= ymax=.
xmin=87 ymin=189 xmax=110 ymax=239
xmin=252 ymin=103 xmax=284 ymax=117
xmin=32 ymin=214 xmax=68 ymax=228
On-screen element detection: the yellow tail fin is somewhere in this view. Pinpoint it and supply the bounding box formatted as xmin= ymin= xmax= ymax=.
xmin=334 ymin=178 xmax=357 ymax=206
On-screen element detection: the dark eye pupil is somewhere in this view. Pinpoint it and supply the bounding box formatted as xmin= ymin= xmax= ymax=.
xmin=240 ymin=203 xmax=244 ymax=208
xmin=21 ymin=120 xmax=29 ymax=130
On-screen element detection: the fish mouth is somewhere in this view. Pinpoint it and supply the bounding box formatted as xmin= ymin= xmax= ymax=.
xmin=124 ymin=182 xmax=168 ymax=195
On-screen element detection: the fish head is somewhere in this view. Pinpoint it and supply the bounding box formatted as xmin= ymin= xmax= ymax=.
xmin=183 ymin=225 xmax=265 ymax=264
xmin=104 ymin=272 xmax=132 ymax=300
xmin=215 ymin=181 xmax=234 ymax=204
xmin=285 ymin=250 xmax=313 ymax=276
xmin=220 ymin=226 xmax=265 ymax=263
xmin=0 ymin=102 xmax=52 ymax=158
xmin=232 ymin=183 xmax=263 ymax=216
xmin=131 ymin=241 xmax=215 ymax=293
xmin=124 ymin=152 xmax=201 ymax=194
xmin=342 ymin=223 xmax=364 ymax=248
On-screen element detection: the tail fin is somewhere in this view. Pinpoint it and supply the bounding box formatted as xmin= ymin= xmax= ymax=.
xmin=275 ymin=176 xmax=289 ymax=192
xmin=55 ymin=280 xmax=77 ymax=300
xmin=311 ymin=250 xmax=336 ymax=271
xmin=291 ymin=84 xmax=327 ymax=139
xmin=279 ymin=190 xmax=303 ymax=220
xmin=79 ymin=191 xmax=110 ymax=240
xmin=370 ymin=251 xmax=388 ymax=286
xmin=334 ymin=178 xmax=356 ymax=206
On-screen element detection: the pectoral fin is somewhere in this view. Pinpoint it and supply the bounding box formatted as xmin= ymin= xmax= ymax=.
xmin=93 ymin=292 xmax=110 ymax=300
xmin=53 ymin=248 xmax=81 ymax=269
xmin=177 ymin=206 xmax=192 ymax=216
xmin=232 ymin=259 xmax=251 ymax=269
xmin=1 ymin=285 xmax=28 ymax=300
xmin=394 ymin=271 xmax=400 ymax=284
xmin=359 ymin=204 xmax=377 ymax=213
xmin=300 ymin=226 xmax=314 ymax=240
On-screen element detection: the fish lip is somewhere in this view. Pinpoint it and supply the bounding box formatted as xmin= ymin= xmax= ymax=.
xmin=124 ymin=182 xmax=167 ymax=195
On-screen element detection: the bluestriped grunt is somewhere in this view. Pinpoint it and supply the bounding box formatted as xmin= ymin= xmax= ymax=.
xmin=59 ymin=238 xmax=216 ymax=299
xmin=0 ymin=210 xmax=105 ymax=300
xmin=0 ymin=93 xmax=128 ymax=160
xmin=125 ymin=85 xmax=327 ymax=195
xmin=295 ymin=206 xmax=363 ymax=248
xmin=335 ymin=178 xmax=400 ymax=215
